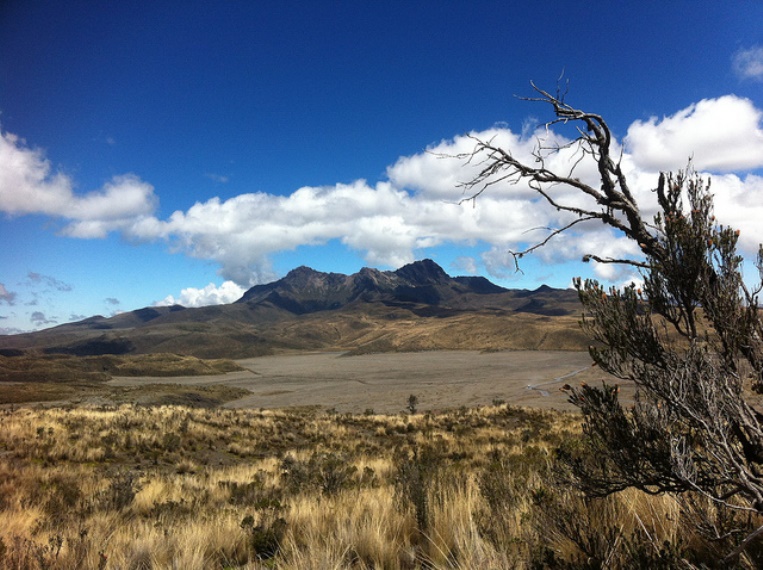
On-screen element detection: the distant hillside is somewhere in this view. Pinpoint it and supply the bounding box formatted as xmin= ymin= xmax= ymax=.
xmin=0 ymin=260 xmax=586 ymax=358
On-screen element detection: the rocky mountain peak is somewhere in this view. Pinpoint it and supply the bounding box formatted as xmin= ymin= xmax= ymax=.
xmin=237 ymin=259 xmax=473 ymax=310
xmin=393 ymin=259 xmax=449 ymax=285
xmin=285 ymin=265 xmax=318 ymax=278
xmin=0 ymin=257 xmax=581 ymax=358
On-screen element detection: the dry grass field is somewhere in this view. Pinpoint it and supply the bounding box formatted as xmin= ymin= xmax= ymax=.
xmin=0 ymin=350 xmax=756 ymax=568
xmin=0 ymin=401 xmax=700 ymax=570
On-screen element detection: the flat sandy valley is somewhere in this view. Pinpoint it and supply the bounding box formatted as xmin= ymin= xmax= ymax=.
xmin=108 ymin=350 xmax=625 ymax=413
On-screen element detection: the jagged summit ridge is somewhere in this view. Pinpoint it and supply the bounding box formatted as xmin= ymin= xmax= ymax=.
xmin=235 ymin=259 xmax=498 ymax=311
xmin=0 ymin=259 xmax=583 ymax=358
xmin=394 ymin=258 xmax=450 ymax=284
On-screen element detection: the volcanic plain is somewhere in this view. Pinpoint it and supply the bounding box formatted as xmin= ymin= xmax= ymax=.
xmin=107 ymin=349 xmax=619 ymax=413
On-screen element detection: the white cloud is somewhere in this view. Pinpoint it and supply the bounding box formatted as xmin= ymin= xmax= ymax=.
xmin=480 ymin=247 xmax=519 ymax=280
xmin=0 ymin=129 xmax=158 ymax=237
xmin=733 ymin=46 xmax=763 ymax=81
xmin=387 ymin=127 xmax=567 ymax=201
xmin=157 ymin=281 xmax=247 ymax=308
xmin=625 ymin=95 xmax=763 ymax=172
xmin=531 ymin=225 xmax=643 ymax=280
xmin=65 ymin=175 xmax=156 ymax=221
xmin=127 ymin=180 xmax=421 ymax=284
xmin=4 ymin=95 xmax=763 ymax=290
xmin=710 ymin=173 xmax=763 ymax=253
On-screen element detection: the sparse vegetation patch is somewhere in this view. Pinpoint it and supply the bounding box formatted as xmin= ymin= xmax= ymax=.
xmin=0 ymin=401 xmax=748 ymax=569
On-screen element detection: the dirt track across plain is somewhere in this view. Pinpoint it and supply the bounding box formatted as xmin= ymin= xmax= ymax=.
xmin=109 ymin=350 xmax=626 ymax=413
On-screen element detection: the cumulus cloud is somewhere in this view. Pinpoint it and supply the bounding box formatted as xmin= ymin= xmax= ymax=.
xmin=625 ymin=95 xmax=763 ymax=172
xmin=733 ymin=46 xmax=763 ymax=81
xmin=388 ymin=127 xmax=568 ymax=201
xmin=709 ymin=173 xmax=763 ymax=253
xmin=0 ymin=129 xmax=158 ymax=236
xmin=128 ymin=181 xmax=424 ymax=284
xmin=4 ymin=95 xmax=763 ymax=289
xmin=157 ymin=280 xmax=247 ymax=308
xmin=131 ymin=128 xmax=606 ymax=286
xmin=0 ymin=283 xmax=16 ymax=305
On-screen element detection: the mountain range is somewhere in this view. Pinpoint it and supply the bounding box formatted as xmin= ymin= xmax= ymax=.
xmin=0 ymin=260 xmax=588 ymax=358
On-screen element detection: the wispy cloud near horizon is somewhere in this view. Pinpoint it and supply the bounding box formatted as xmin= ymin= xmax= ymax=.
xmin=0 ymin=283 xmax=17 ymax=305
xmin=27 ymin=272 xmax=73 ymax=293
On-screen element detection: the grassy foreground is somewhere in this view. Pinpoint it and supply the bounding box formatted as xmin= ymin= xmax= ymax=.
xmin=0 ymin=401 xmax=745 ymax=569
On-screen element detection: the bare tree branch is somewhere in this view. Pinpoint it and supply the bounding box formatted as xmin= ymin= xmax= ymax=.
xmin=453 ymin=83 xmax=763 ymax=562
xmin=444 ymin=83 xmax=661 ymax=272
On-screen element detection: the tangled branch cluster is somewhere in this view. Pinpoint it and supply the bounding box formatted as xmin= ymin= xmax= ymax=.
xmin=457 ymin=84 xmax=763 ymax=563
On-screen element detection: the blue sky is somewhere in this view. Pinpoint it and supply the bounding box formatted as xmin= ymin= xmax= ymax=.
xmin=1 ymin=1 xmax=762 ymax=333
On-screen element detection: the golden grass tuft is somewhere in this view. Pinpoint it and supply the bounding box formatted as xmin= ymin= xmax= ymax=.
xmin=0 ymin=401 xmax=745 ymax=568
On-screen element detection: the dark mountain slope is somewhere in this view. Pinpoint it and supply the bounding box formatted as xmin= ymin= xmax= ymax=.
xmin=236 ymin=259 xmax=503 ymax=312
xmin=0 ymin=260 xmax=583 ymax=357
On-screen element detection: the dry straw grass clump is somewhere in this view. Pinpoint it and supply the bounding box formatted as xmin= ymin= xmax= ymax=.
xmin=0 ymin=401 xmax=731 ymax=569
